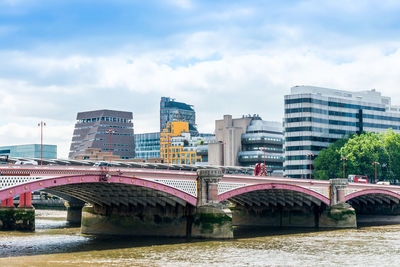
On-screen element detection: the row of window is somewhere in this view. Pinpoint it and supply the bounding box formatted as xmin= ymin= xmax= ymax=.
xmin=285 ymin=117 xmax=358 ymax=127
xmin=242 ymin=136 xmax=283 ymax=142
xmin=285 ymin=155 xmax=315 ymax=161
xmin=285 ymin=145 xmax=328 ymax=151
xmin=285 ymin=97 xmax=385 ymax=111
xmin=285 ymin=107 xmax=359 ymax=118
xmin=239 ymin=155 xmax=283 ymax=160
xmin=284 ymin=164 xmax=313 ymax=170
xmin=77 ymin=117 xmax=132 ymax=123
xmin=285 ymin=136 xmax=339 ymax=143
xmin=285 ymin=126 xmax=357 ymax=135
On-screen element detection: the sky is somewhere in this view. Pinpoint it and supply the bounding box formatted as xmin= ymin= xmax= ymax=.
xmin=1 ymin=0 xmax=400 ymax=158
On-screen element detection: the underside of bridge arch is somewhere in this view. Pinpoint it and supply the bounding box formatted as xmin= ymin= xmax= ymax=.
xmin=227 ymin=189 xmax=328 ymax=228
xmin=347 ymin=193 xmax=400 ymax=215
xmin=46 ymin=183 xmax=190 ymax=209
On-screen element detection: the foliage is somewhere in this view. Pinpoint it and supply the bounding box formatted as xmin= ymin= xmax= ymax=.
xmin=314 ymin=130 xmax=400 ymax=182
xmin=313 ymin=137 xmax=349 ymax=180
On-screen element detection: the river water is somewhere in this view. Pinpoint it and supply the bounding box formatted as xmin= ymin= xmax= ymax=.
xmin=1 ymin=210 xmax=400 ymax=266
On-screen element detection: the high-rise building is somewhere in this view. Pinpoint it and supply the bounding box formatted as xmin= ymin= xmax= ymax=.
xmin=69 ymin=109 xmax=134 ymax=159
xmin=160 ymin=121 xmax=202 ymax=165
xmin=160 ymin=97 xmax=198 ymax=136
xmin=134 ymin=132 xmax=160 ymax=160
xmin=284 ymin=85 xmax=400 ymax=178
xmin=0 ymin=144 xmax=57 ymax=159
xmin=208 ymin=115 xmax=283 ymax=172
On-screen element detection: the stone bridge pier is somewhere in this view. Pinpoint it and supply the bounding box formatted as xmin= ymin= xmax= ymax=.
xmin=65 ymin=199 xmax=85 ymax=225
xmin=191 ymin=169 xmax=233 ymax=238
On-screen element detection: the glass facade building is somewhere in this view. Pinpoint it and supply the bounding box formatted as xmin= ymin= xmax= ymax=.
xmin=238 ymin=118 xmax=284 ymax=172
xmin=134 ymin=132 xmax=160 ymax=159
xmin=0 ymin=144 xmax=57 ymax=159
xmin=69 ymin=109 xmax=135 ymax=159
xmin=160 ymin=97 xmax=198 ymax=136
xmin=284 ymin=85 xmax=400 ymax=178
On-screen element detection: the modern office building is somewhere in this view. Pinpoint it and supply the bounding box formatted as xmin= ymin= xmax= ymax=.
xmin=134 ymin=132 xmax=161 ymax=160
xmin=69 ymin=109 xmax=135 ymax=160
xmin=284 ymin=85 xmax=400 ymax=178
xmin=0 ymin=144 xmax=57 ymax=159
xmin=160 ymin=121 xmax=202 ymax=165
xmin=209 ymin=115 xmax=283 ymax=172
xmin=160 ymin=97 xmax=198 ymax=136
xmin=238 ymin=119 xmax=283 ymax=172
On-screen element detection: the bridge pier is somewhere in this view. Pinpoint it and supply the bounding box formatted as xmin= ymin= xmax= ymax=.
xmin=319 ymin=179 xmax=356 ymax=228
xmin=191 ymin=169 xmax=233 ymax=239
xmin=65 ymin=200 xmax=85 ymax=225
xmin=81 ymin=204 xmax=191 ymax=237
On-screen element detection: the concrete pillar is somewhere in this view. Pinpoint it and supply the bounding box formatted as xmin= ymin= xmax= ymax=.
xmin=197 ymin=169 xmax=222 ymax=206
xmin=330 ymin=179 xmax=348 ymax=205
xmin=194 ymin=169 xmax=233 ymax=238
xmin=65 ymin=200 xmax=85 ymax=224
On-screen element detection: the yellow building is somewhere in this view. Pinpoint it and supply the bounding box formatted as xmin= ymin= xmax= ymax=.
xmin=160 ymin=121 xmax=202 ymax=165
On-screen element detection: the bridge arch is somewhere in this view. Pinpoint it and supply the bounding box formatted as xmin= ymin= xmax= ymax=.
xmin=345 ymin=189 xmax=400 ymax=205
xmin=0 ymin=174 xmax=197 ymax=207
xmin=218 ymin=183 xmax=330 ymax=206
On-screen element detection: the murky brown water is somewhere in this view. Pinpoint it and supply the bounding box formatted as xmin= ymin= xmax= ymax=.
xmin=1 ymin=210 xmax=400 ymax=266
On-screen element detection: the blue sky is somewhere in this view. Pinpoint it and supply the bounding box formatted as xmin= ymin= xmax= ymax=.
xmin=1 ymin=0 xmax=400 ymax=157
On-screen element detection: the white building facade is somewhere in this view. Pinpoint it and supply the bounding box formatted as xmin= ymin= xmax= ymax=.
xmin=284 ymin=85 xmax=400 ymax=178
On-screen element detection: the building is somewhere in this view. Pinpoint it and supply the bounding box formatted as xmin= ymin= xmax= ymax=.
xmin=69 ymin=109 xmax=135 ymax=160
xmin=73 ymin=148 xmax=121 ymax=161
xmin=209 ymin=115 xmax=253 ymax=166
xmin=208 ymin=115 xmax=284 ymax=172
xmin=238 ymin=118 xmax=284 ymax=173
xmin=160 ymin=121 xmax=202 ymax=165
xmin=195 ymin=133 xmax=216 ymax=164
xmin=160 ymin=97 xmax=198 ymax=136
xmin=284 ymin=85 xmax=400 ymax=178
xmin=134 ymin=132 xmax=161 ymax=160
xmin=0 ymin=144 xmax=57 ymax=159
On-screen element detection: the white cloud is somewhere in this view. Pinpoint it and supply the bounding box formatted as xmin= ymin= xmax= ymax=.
xmin=2 ymin=36 xmax=400 ymax=158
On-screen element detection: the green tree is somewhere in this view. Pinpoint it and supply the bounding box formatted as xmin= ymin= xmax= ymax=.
xmin=382 ymin=130 xmax=400 ymax=182
xmin=313 ymin=137 xmax=349 ymax=180
xmin=340 ymin=132 xmax=388 ymax=182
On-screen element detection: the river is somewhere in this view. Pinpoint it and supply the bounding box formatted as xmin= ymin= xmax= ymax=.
xmin=1 ymin=210 xmax=400 ymax=266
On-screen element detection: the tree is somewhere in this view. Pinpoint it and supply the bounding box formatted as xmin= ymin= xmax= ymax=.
xmin=382 ymin=130 xmax=400 ymax=182
xmin=313 ymin=137 xmax=349 ymax=180
xmin=340 ymin=132 xmax=388 ymax=182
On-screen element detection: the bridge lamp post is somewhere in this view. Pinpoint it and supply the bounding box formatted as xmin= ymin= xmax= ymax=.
xmin=308 ymin=152 xmax=314 ymax=179
xmin=373 ymin=161 xmax=380 ymax=184
xmin=341 ymin=157 xmax=347 ymax=179
xmin=38 ymin=121 xmax=46 ymax=166
xmin=106 ymin=128 xmax=115 ymax=164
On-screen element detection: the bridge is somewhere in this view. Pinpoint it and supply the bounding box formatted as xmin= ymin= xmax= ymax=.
xmin=1 ymin=165 xmax=400 ymax=238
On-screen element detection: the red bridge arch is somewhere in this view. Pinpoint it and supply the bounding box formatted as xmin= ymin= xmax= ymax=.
xmin=0 ymin=174 xmax=197 ymax=206
xmin=218 ymin=183 xmax=330 ymax=205
xmin=345 ymin=189 xmax=400 ymax=202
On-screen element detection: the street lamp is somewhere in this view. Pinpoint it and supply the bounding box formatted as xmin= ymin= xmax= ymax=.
xmin=373 ymin=161 xmax=380 ymax=184
xmin=308 ymin=152 xmax=314 ymax=179
xmin=341 ymin=157 xmax=347 ymax=179
xmin=106 ymin=128 xmax=115 ymax=164
xmin=37 ymin=121 xmax=46 ymax=166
